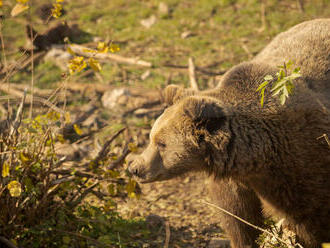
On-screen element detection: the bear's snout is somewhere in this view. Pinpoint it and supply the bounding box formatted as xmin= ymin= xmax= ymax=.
xmin=127 ymin=156 xmax=145 ymax=179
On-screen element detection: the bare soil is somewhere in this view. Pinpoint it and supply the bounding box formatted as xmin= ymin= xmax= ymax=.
xmin=118 ymin=173 xmax=228 ymax=248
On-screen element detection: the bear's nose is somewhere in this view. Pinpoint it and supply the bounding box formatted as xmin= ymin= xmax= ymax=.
xmin=126 ymin=156 xmax=142 ymax=176
xmin=128 ymin=165 xmax=139 ymax=176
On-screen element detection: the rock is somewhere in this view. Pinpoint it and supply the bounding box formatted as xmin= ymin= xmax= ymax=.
xmin=158 ymin=2 xmax=169 ymax=16
xmin=141 ymin=15 xmax=157 ymax=28
xmin=208 ymin=238 xmax=231 ymax=248
xmin=101 ymin=88 xmax=131 ymax=109
xmin=181 ymin=30 xmax=194 ymax=39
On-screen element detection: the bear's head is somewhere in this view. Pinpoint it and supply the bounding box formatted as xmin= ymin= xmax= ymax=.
xmin=127 ymin=87 xmax=232 ymax=183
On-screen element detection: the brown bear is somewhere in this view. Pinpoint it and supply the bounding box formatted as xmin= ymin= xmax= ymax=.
xmin=127 ymin=19 xmax=330 ymax=248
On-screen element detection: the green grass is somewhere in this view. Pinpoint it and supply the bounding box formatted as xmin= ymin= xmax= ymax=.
xmin=2 ymin=0 xmax=329 ymax=89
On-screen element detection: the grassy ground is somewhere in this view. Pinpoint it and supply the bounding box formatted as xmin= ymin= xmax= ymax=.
xmin=2 ymin=0 xmax=329 ymax=90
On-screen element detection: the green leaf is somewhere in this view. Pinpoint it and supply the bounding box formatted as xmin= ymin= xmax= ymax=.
xmin=286 ymin=60 xmax=293 ymax=69
xmin=260 ymin=88 xmax=265 ymax=108
xmin=263 ymin=75 xmax=273 ymax=81
xmin=256 ymin=80 xmax=269 ymax=92
xmin=272 ymin=86 xmax=283 ymax=97
xmin=279 ymin=93 xmax=286 ymax=105
xmin=293 ymin=67 xmax=300 ymax=73
xmin=278 ymin=69 xmax=285 ymax=80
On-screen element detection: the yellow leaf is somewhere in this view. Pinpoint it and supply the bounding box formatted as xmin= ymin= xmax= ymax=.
xmin=73 ymin=124 xmax=83 ymax=136
xmin=67 ymin=47 xmax=75 ymax=56
xmin=16 ymin=0 xmax=29 ymax=3
xmin=322 ymin=244 xmax=330 ymax=248
xmin=56 ymin=0 xmax=64 ymax=2
xmin=0 ymin=0 xmax=3 ymax=8
xmin=89 ymin=58 xmax=101 ymax=72
xmin=7 ymin=181 xmax=22 ymax=197
xmin=51 ymin=3 xmax=62 ymax=18
xmin=64 ymin=112 xmax=71 ymax=124
xmin=128 ymin=143 xmax=138 ymax=153
xmin=20 ymin=152 xmax=31 ymax=164
xmin=97 ymin=42 xmax=108 ymax=53
xmin=2 ymin=162 xmax=10 ymax=177
xmin=126 ymin=178 xmax=136 ymax=198
xmin=57 ymin=134 xmax=65 ymax=143
xmin=11 ymin=3 xmax=29 ymax=17
xmin=109 ymin=43 xmax=120 ymax=53
xmin=68 ymin=56 xmax=86 ymax=74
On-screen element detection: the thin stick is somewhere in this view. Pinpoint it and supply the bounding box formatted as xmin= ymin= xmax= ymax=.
xmin=90 ymin=127 xmax=126 ymax=167
xmin=296 ymin=0 xmax=304 ymax=12
xmin=70 ymin=44 xmax=152 ymax=67
xmin=257 ymin=0 xmax=266 ymax=33
xmin=200 ymin=200 xmax=303 ymax=248
xmin=29 ymin=22 xmax=35 ymax=119
xmin=107 ymin=144 xmax=130 ymax=170
xmin=9 ymin=88 xmax=26 ymax=136
xmin=164 ymin=220 xmax=171 ymax=248
xmin=317 ymin=134 xmax=330 ymax=149
xmin=188 ymin=57 xmax=199 ymax=91
xmin=0 ymin=86 xmax=65 ymax=114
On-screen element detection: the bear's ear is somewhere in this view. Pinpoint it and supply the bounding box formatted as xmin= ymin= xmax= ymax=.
xmin=182 ymin=96 xmax=227 ymax=134
xmin=163 ymin=84 xmax=196 ymax=106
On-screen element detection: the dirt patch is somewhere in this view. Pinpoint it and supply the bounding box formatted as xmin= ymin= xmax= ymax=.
xmin=118 ymin=173 xmax=228 ymax=248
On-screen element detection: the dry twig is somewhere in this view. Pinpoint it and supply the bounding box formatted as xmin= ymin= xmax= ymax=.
xmin=70 ymin=44 xmax=152 ymax=67
xmin=164 ymin=220 xmax=171 ymax=248
xmin=0 ymin=85 xmax=65 ymax=114
xmin=317 ymin=134 xmax=330 ymax=149
xmin=201 ymin=200 xmax=303 ymax=248
xmin=257 ymin=0 xmax=266 ymax=33
xmin=188 ymin=57 xmax=199 ymax=91
xmin=89 ymin=127 xmax=126 ymax=167
xmin=9 ymin=89 xmax=26 ymax=136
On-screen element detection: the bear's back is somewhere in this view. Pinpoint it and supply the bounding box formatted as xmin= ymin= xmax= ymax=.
xmin=215 ymin=19 xmax=330 ymax=110
xmin=253 ymin=19 xmax=330 ymax=93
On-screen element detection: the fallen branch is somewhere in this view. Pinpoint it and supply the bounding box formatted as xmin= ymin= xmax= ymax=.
xmin=188 ymin=57 xmax=199 ymax=91
xmin=200 ymin=200 xmax=303 ymax=248
xmin=69 ymin=44 xmax=152 ymax=67
xmin=0 ymin=85 xmax=65 ymax=114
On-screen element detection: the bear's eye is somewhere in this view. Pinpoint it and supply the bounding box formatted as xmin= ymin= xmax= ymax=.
xmin=157 ymin=142 xmax=166 ymax=151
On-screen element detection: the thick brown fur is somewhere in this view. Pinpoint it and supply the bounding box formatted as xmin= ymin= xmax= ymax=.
xmin=128 ymin=19 xmax=330 ymax=248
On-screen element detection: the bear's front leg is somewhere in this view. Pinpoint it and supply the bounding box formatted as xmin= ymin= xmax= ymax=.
xmin=208 ymin=178 xmax=264 ymax=248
